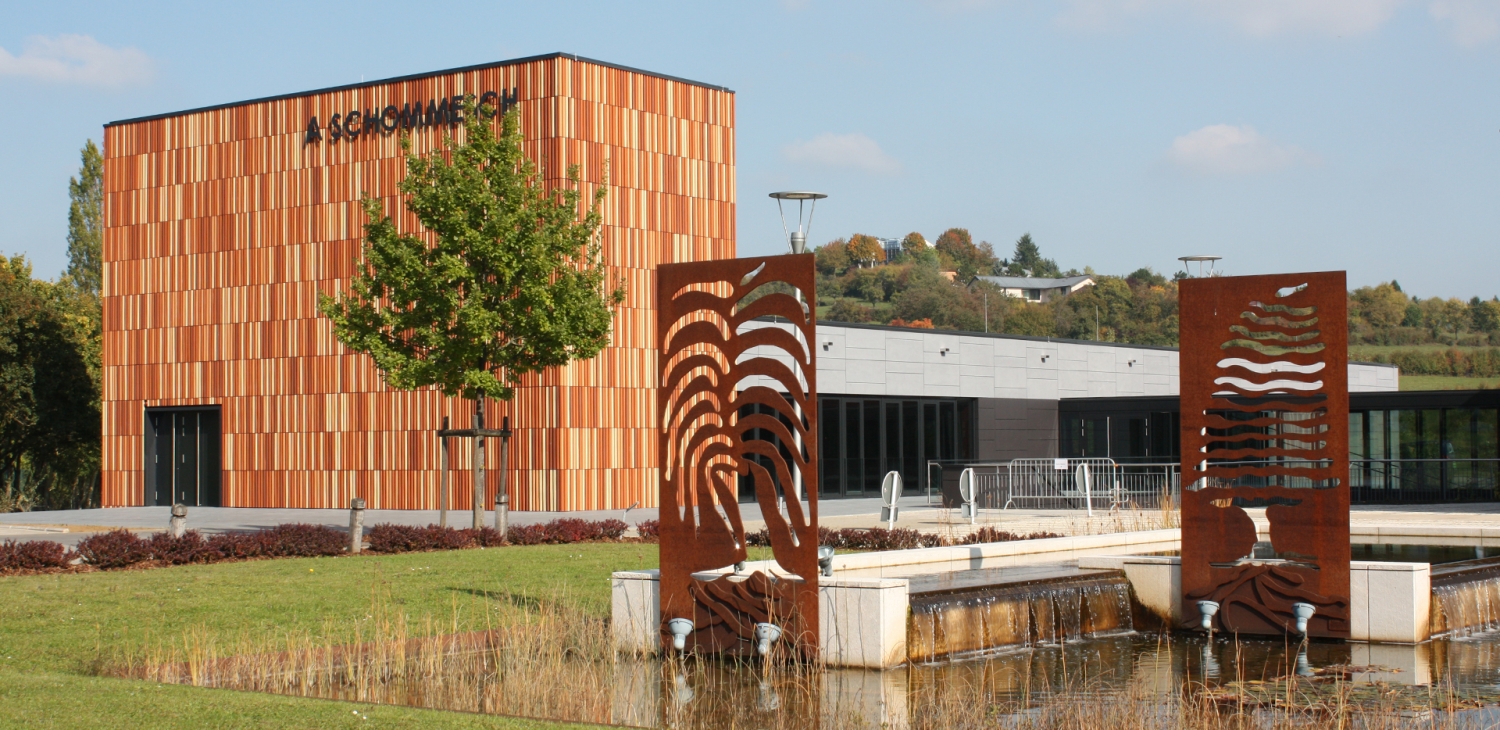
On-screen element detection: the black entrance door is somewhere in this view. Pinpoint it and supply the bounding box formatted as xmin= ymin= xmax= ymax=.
xmin=146 ymin=408 xmax=221 ymax=506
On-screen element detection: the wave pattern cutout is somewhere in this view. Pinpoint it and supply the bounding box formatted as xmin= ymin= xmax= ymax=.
xmin=655 ymin=254 xmax=820 ymax=658
xmin=1179 ymin=272 xmax=1351 ymax=638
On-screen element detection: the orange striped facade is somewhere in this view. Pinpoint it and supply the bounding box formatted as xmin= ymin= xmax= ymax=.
xmin=101 ymin=54 xmax=736 ymax=511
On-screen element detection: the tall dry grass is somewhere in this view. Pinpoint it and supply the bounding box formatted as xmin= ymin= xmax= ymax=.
xmin=99 ymin=582 xmax=624 ymax=724
xmin=99 ymin=584 xmax=1492 ymax=729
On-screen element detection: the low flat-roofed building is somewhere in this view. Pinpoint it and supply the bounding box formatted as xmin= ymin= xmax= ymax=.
xmin=972 ymin=274 xmax=1096 ymax=303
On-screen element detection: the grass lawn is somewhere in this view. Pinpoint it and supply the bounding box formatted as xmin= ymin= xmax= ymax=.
xmin=1400 ymin=374 xmax=1500 ymax=391
xmin=0 ymin=542 xmax=662 ymax=729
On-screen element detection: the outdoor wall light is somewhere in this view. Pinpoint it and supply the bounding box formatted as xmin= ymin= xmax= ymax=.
xmin=1197 ymin=600 xmax=1220 ymax=632
xmin=1292 ymin=602 xmax=1316 ymax=635
xmin=754 ymin=622 xmax=783 ymax=656
xmin=667 ymin=617 xmax=694 ymax=652
xmin=817 ymin=545 xmax=835 ymax=577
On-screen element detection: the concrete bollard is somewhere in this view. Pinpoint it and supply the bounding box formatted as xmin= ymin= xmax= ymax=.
xmin=169 ymin=504 xmax=188 ymax=538
xmin=349 ymin=497 xmax=366 ymax=554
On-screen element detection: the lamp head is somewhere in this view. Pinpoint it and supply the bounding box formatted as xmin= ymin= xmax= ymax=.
xmin=769 ymin=191 xmax=827 ymax=255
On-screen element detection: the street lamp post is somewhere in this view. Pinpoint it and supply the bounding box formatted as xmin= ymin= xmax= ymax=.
xmin=768 ymin=191 xmax=827 ymax=506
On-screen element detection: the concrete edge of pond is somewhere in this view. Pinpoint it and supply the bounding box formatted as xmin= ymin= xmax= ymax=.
xmin=613 ymin=529 xmax=1182 ymax=669
xmin=1077 ymin=555 xmax=1432 ymax=644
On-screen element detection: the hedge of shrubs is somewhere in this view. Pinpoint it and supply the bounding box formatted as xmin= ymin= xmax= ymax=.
xmin=0 ymin=539 xmax=74 ymax=571
xmin=0 ymin=518 xmax=644 ymax=574
xmin=2 ymin=516 xmax=1066 ymax=575
xmin=366 ymin=524 xmax=504 ymax=553
xmin=1360 ymin=347 xmax=1500 ymax=378
xmin=69 ymin=523 xmax=348 ymax=570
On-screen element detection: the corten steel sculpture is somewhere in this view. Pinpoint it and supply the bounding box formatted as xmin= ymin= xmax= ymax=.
xmin=656 ymin=254 xmax=819 ymax=658
xmin=1179 ymin=272 xmax=1351 ymax=638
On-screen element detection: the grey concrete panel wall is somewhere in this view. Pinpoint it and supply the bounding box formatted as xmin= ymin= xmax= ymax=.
xmin=738 ymin=321 xmax=1401 ymax=398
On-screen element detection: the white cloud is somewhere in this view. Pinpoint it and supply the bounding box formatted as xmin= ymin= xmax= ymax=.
xmin=782 ymin=133 xmax=902 ymax=174
xmin=1430 ymin=0 xmax=1500 ymax=46
xmin=1167 ymin=124 xmax=1316 ymax=176
xmin=1060 ymin=0 xmax=1402 ymax=37
xmin=0 ymin=35 xmax=154 ymax=87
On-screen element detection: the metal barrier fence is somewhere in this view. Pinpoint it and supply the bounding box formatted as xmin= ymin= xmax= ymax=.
xmin=820 ymin=457 xmax=1500 ymax=507
xmin=924 ymin=459 xmax=1181 ymax=513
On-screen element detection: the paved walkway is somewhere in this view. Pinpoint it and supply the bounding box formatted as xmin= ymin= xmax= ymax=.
xmin=0 ymin=498 xmax=892 ymax=547
xmin=3 ymin=498 xmax=1498 ymax=547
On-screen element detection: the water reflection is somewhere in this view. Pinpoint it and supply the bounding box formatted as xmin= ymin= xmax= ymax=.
xmin=173 ymin=630 xmax=1500 ymax=728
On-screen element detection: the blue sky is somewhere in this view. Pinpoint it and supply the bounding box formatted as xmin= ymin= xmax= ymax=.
xmin=2 ymin=1 xmax=1497 ymax=298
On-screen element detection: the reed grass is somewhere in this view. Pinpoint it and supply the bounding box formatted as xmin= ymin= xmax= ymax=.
xmin=100 ymin=581 xmax=623 ymax=725
xmin=105 ymin=583 xmax=1493 ymax=730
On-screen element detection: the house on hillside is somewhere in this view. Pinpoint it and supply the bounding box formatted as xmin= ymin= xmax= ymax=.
xmin=971 ymin=274 xmax=1096 ymax=303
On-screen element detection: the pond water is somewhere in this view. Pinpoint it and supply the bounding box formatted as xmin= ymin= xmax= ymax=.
xmin=152 ymin=626 xmax=1500 ymax=728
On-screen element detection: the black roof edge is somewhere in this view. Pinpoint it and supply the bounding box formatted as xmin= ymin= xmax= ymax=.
xmin=107 ymin=52 xmax=733 ymax=128
xmin=810 ymin=319 xmax=1179 ymax=352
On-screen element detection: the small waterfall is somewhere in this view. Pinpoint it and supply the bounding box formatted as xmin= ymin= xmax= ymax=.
xmin=907 ymin=572 xmax=1133 ymax=663
xmin=1431 ymin=574 xmax=1500 ymax=638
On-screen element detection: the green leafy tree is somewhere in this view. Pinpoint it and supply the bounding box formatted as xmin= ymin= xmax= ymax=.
xmin=320 ymin=100 xmax=622 ymax=529
xmin=1471 ymin=297 xmax=1500 ymax=334
xmin=827 ymin=298 xmax=874 ymax=323
xmin=65 ymin=141 xmax=104 ymax=297
xmin=1006 ymin=233 xmax=1061 ymax=278
xmin=1351 ymin=282 xmax=1409 ymax=332
xmin=815 ymin=239 xmax=851 ymax=276
xmin=0 ymin=255 xmax=100 ymax=511
xmin=1422 ymin=297 xmax=1469 ymax=345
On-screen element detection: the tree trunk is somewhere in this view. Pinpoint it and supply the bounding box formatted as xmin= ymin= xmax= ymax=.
xmin=472 ymin=398 xmax=485 ymax=530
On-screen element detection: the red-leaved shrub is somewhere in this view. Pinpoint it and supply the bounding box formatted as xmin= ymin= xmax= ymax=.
xmin=367 ymin=524 xmax=512 ymax=553
xmin=465 ymin=526 xmax=506 ymax=547
xmin=204 ymin=532 xmax=265 ymax=560
xmin=635 ymin=519 xmax=660 ymax=541
xmin=148 ymin=531 xmax=210 ymax=565
xmin=0 ymin=539 xmax=75 ymax=572
xmin=76 ymin=529 xmax=152 ymax=569
xmin=258 ymin=523 xmax=345 ymax=557
xmin=748 ymin=526 xmax=945 ymax=551
xmin=366 ymin=524 xmax=431 ymax=553
xmin=595 ymin=519 xmax=629 ymax=540
xmin=505 ymin=524 xmax=547 ymax=545
xmin=544 ymin=519 xmax=596 ymax=543
xmin=959 ymin=527 xmax=1063 ymax=545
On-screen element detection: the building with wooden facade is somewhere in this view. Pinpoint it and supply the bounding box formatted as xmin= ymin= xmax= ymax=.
xmin=101 ymin=53 xmax=735 ymax=511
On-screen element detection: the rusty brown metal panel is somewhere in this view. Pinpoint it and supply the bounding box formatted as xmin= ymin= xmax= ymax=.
xmin=656 ymin=254 xmax=819 ymax=657
xmin=1179 ymin=272 xmax=1350 ymax=638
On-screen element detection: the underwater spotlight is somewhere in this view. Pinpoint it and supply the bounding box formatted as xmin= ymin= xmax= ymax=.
xmin=754 ymin=622 xmax=783 ymax=657
xmin=667 ymin=617 xmax=694 ymax=652
xmin=817 ymin=545 xmax=835 ymax=577
xmin=1197 ymin=600 xmax=1220 ymax=632
xmin=1292 ymin=602 xmax=1316 ymax=636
